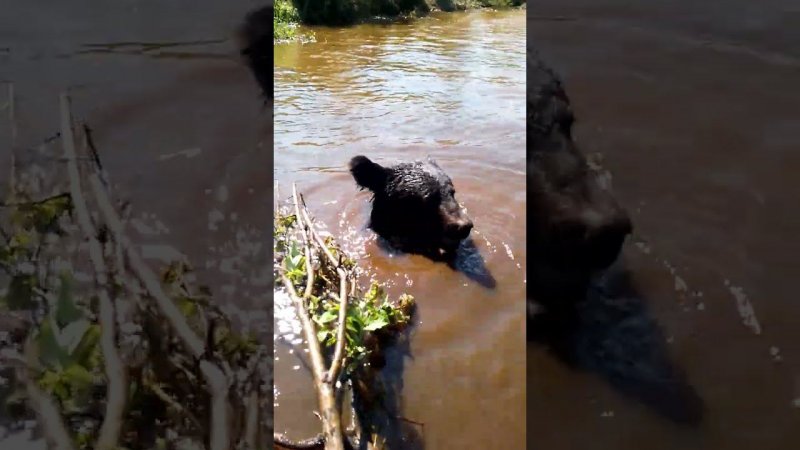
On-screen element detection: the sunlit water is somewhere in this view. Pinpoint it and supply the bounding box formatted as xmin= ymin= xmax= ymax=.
xmin=274 ymin=9 xmax=527 ymax=449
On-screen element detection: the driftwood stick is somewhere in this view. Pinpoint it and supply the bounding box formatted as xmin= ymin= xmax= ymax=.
xmin=292 ymin=189 xmax=350 ymax=386
xmin=279 ymin=271 xmax=344 ymax=450
xmin=292 ymin=183 xmax=315 ymax=300
xmin=7 ymin=83 xmax=17 ymax=195
xmin=286 ymin=184 xmax=352 ymax=450
xmin=67 ymin=94 xmax=232 ymax=450
xmin=324 ymin=261 xmax=348 ymax=385
xmin=244 ymin=389 xmax=261 ymax=450
xmin=59 ymin=94 xmax=127 ymax=450
xmin=89 ymin=169 xmax=232 ymax=450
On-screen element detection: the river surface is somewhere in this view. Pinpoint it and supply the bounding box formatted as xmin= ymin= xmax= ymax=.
xmin=0 ymin=0 xmax=273 ymax=445
xmin=528 ymin=1 xmax=800 ymax=449
xmin=274 ymin=9 xmax=527 ymax=450
xmin=3 ymin=0 xmax=798 ymax=449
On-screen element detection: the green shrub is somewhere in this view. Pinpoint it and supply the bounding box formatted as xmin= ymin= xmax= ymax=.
xmin=275 ymin=0 xmax=300 ymax=40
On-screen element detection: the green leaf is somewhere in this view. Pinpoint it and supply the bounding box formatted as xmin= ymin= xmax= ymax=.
xmin=38 ymin=370 xmax=61 ymax=392
xmin=71 ymin=324 xmax=101 ymax=369
xmin=317 ymin=309 xmax=338 ymax=324
xmin=62 ymin=364 xmax=94 ymax=391
xmin=25 ymin=195 xmax=71 ymax=233
xmin=9 ymin=229 xmax=33 ymax=250
xmin=55 ymin=274 xmax=83 ymax=327
xmin=0 ymin=244 xmax=11 ymax=265
xmin=286 ymin=242 xmax=303 ymax=270
xmin=345 ymin=317 xmax=360 ymax=334
xmin=36 ymin=319 xmax=70 ymax=368
xmin=317 ymin=329 xmax=329 ymax=343
xmin=364 ymin=316 xmax=389 ymax=331
xmin=177 ymin=296 xmax=198 ymax=317
xmin=59 ymin=319 xmax=90 ymax=356
xmin=7 ymin=274 xmax=35 ymax=310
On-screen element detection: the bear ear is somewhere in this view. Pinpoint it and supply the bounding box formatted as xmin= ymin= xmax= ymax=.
xmin=349 ymin=155 xmax=388 ymax=192
xmin=425 ymin=155 xmax=441 ymax=168
xmin=238 ymin=6 xmax=274 ymax=100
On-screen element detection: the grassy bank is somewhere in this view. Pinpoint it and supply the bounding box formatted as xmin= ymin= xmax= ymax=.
xmin=274 ymin=0 xmax=301 ymax=41
xmin=274 ymin=0 xmax=526 ymax=41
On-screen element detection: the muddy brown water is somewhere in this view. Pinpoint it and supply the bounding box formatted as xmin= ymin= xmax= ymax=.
xmin=528 ymin=1 xmax=800 ymax=449
xmin=0 ymin=0 xmax=273 ymax=444
xmin=274 ymin=9 xmax=527 ymax=449
xmin=3 ymin=0 xmax=798 ymax=449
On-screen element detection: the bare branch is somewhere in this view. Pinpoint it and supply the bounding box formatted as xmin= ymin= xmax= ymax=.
xmin=144 ymin=377 xmax=203 ymax=430
xmin=291 ymin=186 xmax=350 ymax=387
xmin=7 ymin=83 xmax=17 ymax=195
xmin=244 ymin=390 xmax=260 ymax=450
xmin=62 ymin=94 xmax=232 ymax=450
xmin=325 ymin=272 xmax=348 ymax=386
xmin=291 ymin=183 xmax=315 ymax=300
xmin=59 ymin=93 xmax=127 ymax=450
xmin=279 ymin=271 xmax=326 ymax=383
xmin=20 ymin=340 xmax=75 ymax=450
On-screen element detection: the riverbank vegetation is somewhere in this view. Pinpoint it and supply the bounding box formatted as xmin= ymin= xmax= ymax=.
xmin=0 ymin=92 xmax=272 ymax=450
xmin=274 ymin=0 xmax=302 ymax=41
xmin=274 ymin=0 xmax=526 ymax=41
xmin=273 ymin=185 xmax=416 ymax=449
xmin=1 ymin=87 xmax=418 ymax=449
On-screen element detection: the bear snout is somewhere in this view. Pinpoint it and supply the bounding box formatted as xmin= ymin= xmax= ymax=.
xmin=584 ymin=214 xmax=632 ymax=270
xmin=444 ymin=218 xmax=473 ymax=241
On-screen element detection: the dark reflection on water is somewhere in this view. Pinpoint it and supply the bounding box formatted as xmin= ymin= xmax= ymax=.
xmin=529 ymin=262 xmax=704 ymax=426
xmin=352 ymin=329 xmax=425 ymax=450
xmin=528 ymin=1 xmax=800 ymax=449
xmin=376 ymin=236 xmax=497 ymax=289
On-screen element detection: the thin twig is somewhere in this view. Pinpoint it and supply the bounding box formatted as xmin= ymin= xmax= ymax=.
xmin=285 ymin=185 xmax=348 ymax=450
xmin=0 ymin=192 xmax=71 ymax=208
xmin=70 ymin=94 xmax=232 ymax=450
xmin=59 ymin=94 xmax=127 ymax=450
xmin=89 ymin=169 xmax=232 ymax=450
xmin=325 ymin=260 xmax=348 ymax=385
xmin=297 ymin=195 xmax=339 ymax=269
xmin=144 ymin=377 xmax=204 ymax=430
xmin=291 ymin=183 xmax=315 ymax=300
xmin=292 ymin=187 xmax=350 ymax=386
xmin=81 ymin=123 xmax=110 ymax=189
xmin=8 ymin=83 xmax=17 ymax=196
xmin=244 ymin=389 xmax=260 ymax=450
xmin=280 ymin=268 xmax=344 ymax=450
xmin=280 ymin=271 xmax=326 ymax=383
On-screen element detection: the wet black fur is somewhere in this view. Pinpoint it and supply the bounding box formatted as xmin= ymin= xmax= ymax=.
xmin=238 ymin=5 xmax=273 ymax=101
xmin=349 ymin=155 xmax=472 ymax=260
xmin=527 ymin=51 xmax=703 ymax=425
xmin=527 ymin=50 xmax=633 ymax=305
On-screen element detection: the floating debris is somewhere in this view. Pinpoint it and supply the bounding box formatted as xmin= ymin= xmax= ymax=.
xmin=724 ymin=280 xmax=762 ymax=335
xmin=157 ymin=147 xmax=202 ymax=161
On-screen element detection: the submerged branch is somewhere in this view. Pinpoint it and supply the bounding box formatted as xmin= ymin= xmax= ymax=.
xmin=275 ymin=184 xmax=415 ymax=449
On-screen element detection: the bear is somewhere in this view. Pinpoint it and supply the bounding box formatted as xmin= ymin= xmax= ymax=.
xmin=526 ymin=50 xmax=633 ymax=306
xmin=525 ymin=53 xmax=706 ymax=425
xmin=349 ymin=155 xmax=473 ymax=260
xmin=238 ymin=5 xmax=273 ymax=101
